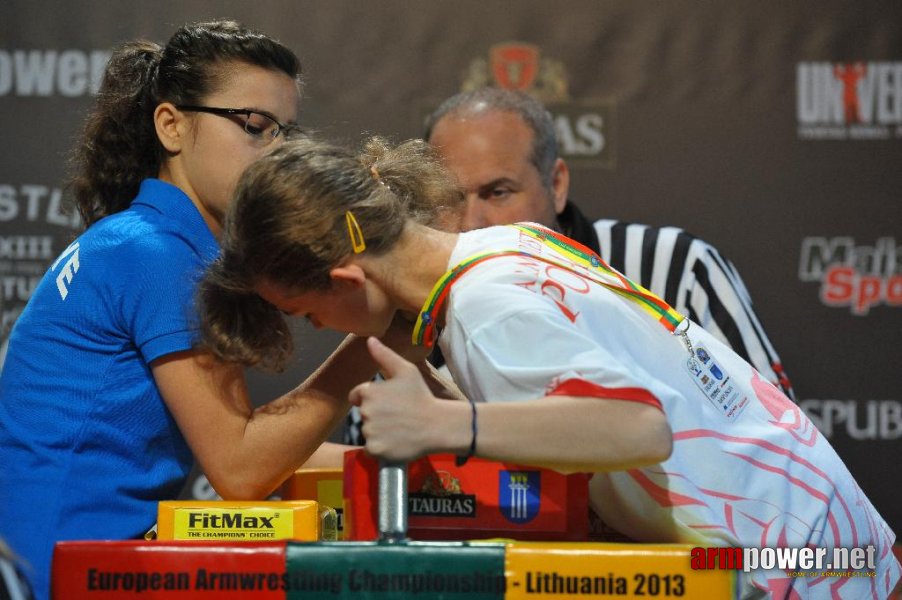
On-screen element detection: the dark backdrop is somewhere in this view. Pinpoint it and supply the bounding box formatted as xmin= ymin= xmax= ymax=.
xmin=1 ymin=0 xmax=899 ymax=533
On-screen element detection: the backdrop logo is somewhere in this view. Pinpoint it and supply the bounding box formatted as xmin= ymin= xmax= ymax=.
xmin=799 ymin=236 xmax=902 ymax=315
xmin=797 ymin=62 xmax=902 ymax=140
xmin=1 ymin=183 xmax=82 ymax=341
xmin=800 ymin=399 xmax=901 ymax=440
xmin=0 ymin=50 xmax=111 ymax=97
xmin=465 ymin=42 xmax=568 ymax=104
xmin=419 ymin=42 xmax=614 ymax=168
xmin=490 ymin=43 xmax=540 ymax=91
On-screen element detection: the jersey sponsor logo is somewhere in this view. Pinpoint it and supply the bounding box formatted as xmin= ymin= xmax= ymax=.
xmin=799 ymin=236 xmax=901 ymax=315
xmin=800 ymin=398 xmax=901 ymax=441
xmin=421 ymin=42 xmax=615 ymax=167
xmin=0 ymin=49 xmax=111 ymax=97
xmin=797 ymin=62 xmax=902 ymax=140
xmin=408 ymin=471 xmax=476 ymax=518
xmin=51 ymin=240 xmax=80 ymax=300
xmin=499 ymin=470 xmax=541 ymax=524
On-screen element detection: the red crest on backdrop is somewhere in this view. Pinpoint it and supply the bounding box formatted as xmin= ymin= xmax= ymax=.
xmin=491 ymin=43 xmax=540 ymax=90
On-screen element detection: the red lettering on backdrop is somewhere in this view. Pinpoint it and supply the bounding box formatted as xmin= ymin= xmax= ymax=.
xmin=821 ymin=265 xmax=902 ymax=313
xmin=820 ymin=266 xmax=855 ymax=305
xmin=888 ymin=276 xmax=902 ymax=305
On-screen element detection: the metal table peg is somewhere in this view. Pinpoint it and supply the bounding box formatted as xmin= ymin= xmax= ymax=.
xmin=377 ymin=460 xmax=408 ymax=543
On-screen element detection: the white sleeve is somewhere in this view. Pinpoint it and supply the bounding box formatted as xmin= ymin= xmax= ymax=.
xmin=442 ymin=296 xmax=665 ymax=411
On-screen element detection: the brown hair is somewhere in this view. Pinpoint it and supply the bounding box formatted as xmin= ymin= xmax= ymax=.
xmin=199 ymin=135 xmax=462 ymax=370
xmin=67 ymin=20 xmax=301 ymax=227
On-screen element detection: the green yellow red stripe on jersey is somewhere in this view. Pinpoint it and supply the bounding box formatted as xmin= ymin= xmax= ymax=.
xmin=412 ymin=224 xmax=686 ymax=347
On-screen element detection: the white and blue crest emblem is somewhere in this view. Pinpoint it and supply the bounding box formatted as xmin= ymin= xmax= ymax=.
xmin=499 ymin=470 xmax=541 ymax=523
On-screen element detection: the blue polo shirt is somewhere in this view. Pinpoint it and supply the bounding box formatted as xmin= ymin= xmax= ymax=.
xmin=0 ymin=179 xmax=219 ymax=599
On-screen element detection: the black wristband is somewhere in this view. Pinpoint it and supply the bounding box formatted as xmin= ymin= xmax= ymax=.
xmin=455 ymin=399 xmax=477 ymax=467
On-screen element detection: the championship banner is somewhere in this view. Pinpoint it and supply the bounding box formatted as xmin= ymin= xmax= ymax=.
xmin=504 ymin=542 xmax=736 ymax=599
xmin=52 ymin=540 xmax=736 ymax=599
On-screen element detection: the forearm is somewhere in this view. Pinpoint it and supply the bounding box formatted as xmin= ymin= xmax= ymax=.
xmin=428 ymin=395 xmax=673 ymax=473
xmin=223 ymin=335 xmax=375 ymax=497
xmin=217 ymin=331 xmax=432 ymax=497
xmin=417 ymin=361 xmax=467 ymax=401
xmin=156 ymin=336 xmax=379 ymax=500
xmin=300 ymin=442 xmax=356 ymax=469
xmin=229 ymin=389 xmax=349 ymax=498
xmin=350 ymin=338 xmax=673 ymax=472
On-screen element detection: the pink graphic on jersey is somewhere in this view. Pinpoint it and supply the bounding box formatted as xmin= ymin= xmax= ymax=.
xmin=626 ymin=469 xmax=707 ymax=508
xmin=751 ymin=371 xmax=818 ymax=446
xmin=673 ymin=428 xmax=857 ymax=548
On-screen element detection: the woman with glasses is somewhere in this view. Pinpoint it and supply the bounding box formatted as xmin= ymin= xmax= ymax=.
xmin=0 ymin=21 xmax=414 ymax=599
xmin=199 ymin=136 xmax=900 ymax=599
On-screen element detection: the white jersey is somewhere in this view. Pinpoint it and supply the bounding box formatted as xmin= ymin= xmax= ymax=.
xmin=437 ymin=225 xmax=900 ymax=599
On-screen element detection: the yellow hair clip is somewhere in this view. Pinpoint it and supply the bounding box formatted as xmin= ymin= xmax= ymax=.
xmin=345 ymin=210 xmax=366 ymax=254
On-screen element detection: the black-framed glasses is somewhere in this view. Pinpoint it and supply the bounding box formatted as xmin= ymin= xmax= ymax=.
xmin=176 ymin=105 xmax=295 ymax=143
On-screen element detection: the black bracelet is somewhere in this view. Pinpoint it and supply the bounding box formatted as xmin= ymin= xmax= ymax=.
xmin=455 ymin=399 xmax=477 ymax=467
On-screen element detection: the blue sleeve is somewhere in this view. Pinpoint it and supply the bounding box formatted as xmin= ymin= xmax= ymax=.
xmin=113 ymin=231 xmax=209 ymax=364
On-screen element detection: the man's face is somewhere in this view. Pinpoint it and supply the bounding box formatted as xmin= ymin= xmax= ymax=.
xmin=428 ymin=110 xmax=567 ymax=231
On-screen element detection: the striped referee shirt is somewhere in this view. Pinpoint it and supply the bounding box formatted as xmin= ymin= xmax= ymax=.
xmin=0 ymin=551 xmax=33 ymax=600
xmin=560 ymin=201 xmax=794 ymax=399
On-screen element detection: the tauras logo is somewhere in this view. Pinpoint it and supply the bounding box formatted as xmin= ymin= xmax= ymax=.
xmin=796 ymin=62 xmax=902 ymax=139
xmin=409 ymin=471 xmax=477 ymax=517
xmin=187 ymin=512 xmax=276 ymax=529
xmin=0 ymin=49 xmax=111 ymax=97
xmin=799 ymin=237 xmax=902 ymax=314
xmin=408 ymin=494 xmax=476 ymax=517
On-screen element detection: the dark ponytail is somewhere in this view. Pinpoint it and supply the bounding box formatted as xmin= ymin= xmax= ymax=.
xmin=67 ymin=42 xmax=162 ymax=227
xmin=67 ymin=20 xmax=301 ymax=228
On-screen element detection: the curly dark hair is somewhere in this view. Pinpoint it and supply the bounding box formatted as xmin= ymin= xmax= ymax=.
xmin=66 ymin=20 xmax=301 ymax=227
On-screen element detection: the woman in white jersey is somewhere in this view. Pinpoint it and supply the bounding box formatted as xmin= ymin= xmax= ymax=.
xmin=199 ymin=137 xmax=900 ymax=599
